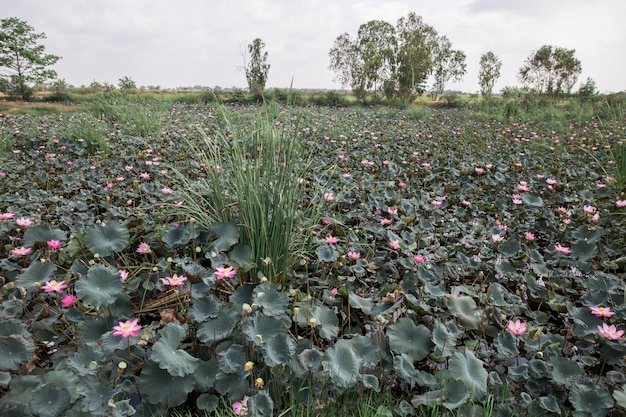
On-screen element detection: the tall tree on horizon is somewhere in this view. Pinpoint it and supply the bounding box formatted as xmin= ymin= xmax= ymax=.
xmin=244 ymin=38 xmax=270 ymax=95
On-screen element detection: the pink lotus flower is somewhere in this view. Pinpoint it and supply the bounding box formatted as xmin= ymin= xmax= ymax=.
xmin=232 ymin=395 xmax=249 ymax=415
xmin=492 ymin=234 xmax=504 ymax=243
xmin=597 ymin=323 xmax=624 ymax=340
xmin=112 ymin=319 xmax=142 ymax=338
xmin=10 ymin=246 xmax=32 ymax=257
xmin=61 ymin=294 xmax=77 ymax=307
xmin=215 ymin=265 xmax=237 ymax=280
xmin=554 ymin=244 xmax=571 ymax=254
xmin=163 ymin=273 xmax=187 ymax=287
xmin=119 ymin=269 xmax=130 ymax=282
xmin=347 ymin=251 xmax=361 ymax=260
xmin=517 ymin=181 xmax=530 ymax=192
xmin=140 ymin=172 xmax=150 ymax=180
xmin=616 ymin=200 xmax=626 ymax=207
xmin=161 ymin=187 xmax=173 ymax=195
xmin=15 ymin=217 xmax=33 ymax=227
xmin=387 ymin=207 xmax=398 ymax=215
xmin=323 ymin=192 xmax=334 ymax=202
xmin=380 ymin=218 xmax=392 ymax=225
xmin=507 ymin=319 xmax=527 ymax=336
xmin=42 ymin=280 xmax=68 ymax=293
xmin=47 ymin=239 xmax=62 ymax=249
xmin=397 ymin=182 xmax=405 ymax=188
xmin=413 ymin=255 xmax=425 ymax=263
xmin=136 ymin=242 xmax=151 ymax=254
xmin=389 ymin=240 xmax=401 ymax=250
xmin=583 ymin=205 xmax=596 ymax=214
xmin=525 ymin=232 xmax=535 ymax=241
xmin=590 ymin=306 xmax=616 ymax=318
xmin=325 ymin=235 xmax=339 ymax=244
xmin=0 ymin=212 xmax=16 ymax=220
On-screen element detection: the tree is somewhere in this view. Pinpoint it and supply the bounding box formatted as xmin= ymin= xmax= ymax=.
xmin=577 ymin=77 xmax=596 ymax=98
xmin=329 ymin=12 xmax=441 ymax=103
xmin=430 ymin=36 xmax=466 ymax=100
xmin=393 ymin=12 xmax=439 ymax=102
xmin=518 ymin=45 xmax=582 ymax=96
xmin=329 ymin=32 xmax=367 ymax=100
xmin=356 ymin=20 xmax=397 ymax=95
xmin=244 ymin=38 xmax=270 ymax=95
xmin=118 ymin=76 xmax=137 ymax=91
xmin=0 ymin=17 xmax=61 ymax=100
xmin=478 ymin=51 xmax=502 ymax=98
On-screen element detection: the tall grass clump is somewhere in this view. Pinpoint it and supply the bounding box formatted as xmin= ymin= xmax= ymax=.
xmin=170 ymin=105 xmax=318 ymax=285
xmin=405 ymin=104 xmax=432 ymax=121
xmin=62 ymin=113 xmax=110 ymax=155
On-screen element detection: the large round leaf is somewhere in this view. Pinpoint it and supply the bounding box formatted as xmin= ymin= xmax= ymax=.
xmin=446 ymin=296 xmax=481 ymax=330
xmin=322 ymin=339 xmax=361 ymax=389
xmin=138 ymin=361 xmax=195 ymax=407
xmin=243 ymin=312 xmax=286 ymax=344
xmin=75 ymin=265 xmax=123 ymax=308
xmin=30 ymin=383 xmax=71 ymax=417
xmin=569 ymin=384 xmax=613 ymax=416
xmin=248 ymin=391 xmax=274 ymax=417
xmin=197 ymin=305 xmax=240 ymax=344
xmin=15 ymin=261 xmax=55 ymax=290
xmin=262 ymin=333 xmax=296 ymax=366
xmin=252 ymin=282 xmax=288 ymax=316
xmin=449 ymin=350 xmax=488 ymax=400
xmin=23 ymin=226 xmax=67 ymax=247
xmin=85 ymin=220 xmax=130 ymax=256
xmin=0 ymin=319 xmax=35 ymax=371
xmin=151 ymin=323 xmax=199 ymax=377
xmin=218 ymin=344 xmax=246 ymax=374
xmin=387 ymin=317 xmax=433 ymax=361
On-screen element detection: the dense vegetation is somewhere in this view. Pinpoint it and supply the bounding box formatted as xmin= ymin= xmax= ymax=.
xmin=0 ymin=96 xmax=625 ymax=417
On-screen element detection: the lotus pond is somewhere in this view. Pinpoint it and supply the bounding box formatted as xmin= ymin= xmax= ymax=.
xmin=0 ymin=102 xmax=625 ymax=417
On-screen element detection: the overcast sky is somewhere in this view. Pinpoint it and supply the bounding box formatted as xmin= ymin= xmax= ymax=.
xmin=3 ymin=0 xmax=625 ymax=93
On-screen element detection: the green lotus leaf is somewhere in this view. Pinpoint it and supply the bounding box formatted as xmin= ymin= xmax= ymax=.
xmin=214 ymin=369 xmax=248 ymax=395
xmin=196 ymin=393 xmax=219 ymax=412
xmin=218 ymin=344 xmax=246 ymax=374
xmin=310 ymin=305 xmax=339 ymax=340
xmin=446 ymin=296 xmax=481 ymax=330
xmin=521 ymin=193 xmax=543 ymax=207
xmin=394 ymin=354 xmax=421 ymax=382
xmin=23 ymin=225 xmax=67 ymax=247
xmin=396 ymin=400 xmax=415 ymax=416
xmin=0 ymin=319 xmax=35 ymax=371
xmin=188 ymin=295 xmax=221 ymax=323
xmin=0 ymin=371 xmax=10 ymax=388
xmin=443 ymin=379 xmax=470 ymax=410
xmin=571 ymin=240 xmax=597 ymax=261
xmin=76 ymin=377 xmax=119 ymax=415
xmin=151 ymin=323 xmax=199 ymax=377
xmin=498 ymin=239 xmax=520 ymax=258
xmin=538 ymin=395 xmax=561 ymax=414
xmin=322 ymin=339 xmax=362 ymax=389
xmin=571 ymin=225 xmax=605 ymax=243
xmin=252 ymin=282 xmax=288 ymax=316
xmin=243 ymin=312 xmax=286 ymax=344
xmin=569 ymin=384 xmax=613 ymax=416
xmin=228 ymin=243 xmax=255 ymax=270
xmin=411 ymin=389 xmax=444 ymax=408
xmin=230 ymin=283 xmax=255 ymax=307
xmin=613 ymin=385 xmax=626 ymax=410
xmin=197 ymin=305 xmax=240 ymax=344
xmin=494 ymin=332 xmax=518 ymax=357
xmin=348 ymin=292 xmax=374 ymax=315
xmin=550 ymin=356 xmax=584 ymax=385
xmin=316 ymin=245 xmax=339 ymax=262
xmin=110 ymin=399 xmax=135 ymax=416
xmin=207 ymin=222 xmax=240 ymax=253
xmin=84 ymin=220 xmax=130 ymax=256
xmin=262 ymin=333 xmax=296 ymax=366
xmin=30 ymin=383 xmax=71 ymax=417
xmin=248 ymin=391 xmax=274 ymax=417
xmin=15 ymin=261 xmax=55 ymax=290
xmin=432 ymin=320 xmax=462 ymax=359
xmin=138 ymin=361 xmax=195 ymax=407
xmin=361 ymin=374 xmax=380 ymax=392
xmin=449 ymin=350 xmax=488 ymax=400
xmin=74 ymin=265 xmax=123 ymax=308
xmin=163 ymin=224 xmax=191 ymax=247
xmin=67 ymin=343 xmax=105 ymax=375
xmin=349 ymin=334 xmax=378 ymax=365
xmin=194 ymin=359 xmax=219 ymax=391
xmin=387 ymin=317 xmax=433 ymax=361
xmin=297 ymin=348 xmax=323 ymax=371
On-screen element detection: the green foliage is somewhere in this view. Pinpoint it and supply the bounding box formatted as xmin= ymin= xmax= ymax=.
xmin=518 ymin=45 xmax=582 ymax=96
xmin=0 ymin=17 xmax=61 ymax=101
xmin=245 ymin=38 xmax=270 ymax=95
xmin=0 ymin=102 xmax=625 ymax=417
xmin=478 ymin=51 xmax=502 ymax=98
